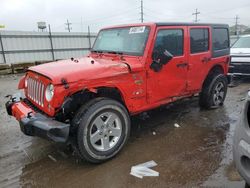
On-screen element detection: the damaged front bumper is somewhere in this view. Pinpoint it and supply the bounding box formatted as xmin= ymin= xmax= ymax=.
xmin=5 ymin=94 xmax=69 ymax=143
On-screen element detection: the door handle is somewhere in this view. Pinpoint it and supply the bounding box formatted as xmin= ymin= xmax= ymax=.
xmin=202 ymin=57 xmax=211 ymax=63
xmin=177 ymin=62 xmax=188 ymax=68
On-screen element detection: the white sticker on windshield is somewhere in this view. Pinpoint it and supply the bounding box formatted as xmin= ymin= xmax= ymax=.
xmin=129 ymin=26 xmax=145 ymax=34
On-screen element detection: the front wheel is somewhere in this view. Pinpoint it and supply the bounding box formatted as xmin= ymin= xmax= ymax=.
xmin=72 ymin=98 xmax=130 ymax=163
xmin=199 ymin=74 xmax=228 ymax=109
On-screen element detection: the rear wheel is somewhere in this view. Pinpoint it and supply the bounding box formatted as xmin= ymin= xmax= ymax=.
xmin=199 ymin=74 xmax=228 ymax=109
xmin=72 ymin=98 xmax=130 ymax=163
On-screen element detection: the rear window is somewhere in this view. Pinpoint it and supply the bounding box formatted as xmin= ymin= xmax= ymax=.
xmin=190 ymin=28 xmax=209 ymax=54
xmin=213 ymin=28 xmax=229 ymax=50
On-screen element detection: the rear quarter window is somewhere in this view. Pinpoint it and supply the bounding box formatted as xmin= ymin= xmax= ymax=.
xmin=213 ymin=28 xmax=229 ymax=50
xmin=212 ymin=27 xmax=230 ymax=57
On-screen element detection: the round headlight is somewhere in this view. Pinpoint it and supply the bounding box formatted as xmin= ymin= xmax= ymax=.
xmin=45 ymin=84 xmax=54 ymax=102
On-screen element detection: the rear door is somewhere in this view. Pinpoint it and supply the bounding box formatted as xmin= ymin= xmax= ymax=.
xmin=187 ymin=26 xmax=212 ymax=91
xmin=147 ymin=26 xmax=188 ymax=104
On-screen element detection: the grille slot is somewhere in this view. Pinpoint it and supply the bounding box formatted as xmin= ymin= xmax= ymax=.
xmin=27 ymin=77 xmax=45 ymax=107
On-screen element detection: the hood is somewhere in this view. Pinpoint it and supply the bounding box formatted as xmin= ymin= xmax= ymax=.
xmin=28 ymin=56 xmax=132 ymax=84
xmin=231 ymin=48 xmax=250 ymax=56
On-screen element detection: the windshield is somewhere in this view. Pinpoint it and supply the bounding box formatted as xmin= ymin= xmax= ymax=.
xmin=92 ymin=26 xmax=150 ymax=56
xmin=232 ymin=36 xmax=250 ymax=48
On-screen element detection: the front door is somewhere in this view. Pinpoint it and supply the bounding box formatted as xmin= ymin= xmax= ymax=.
xmin=147 ymin=26 xmax=188 ymax=104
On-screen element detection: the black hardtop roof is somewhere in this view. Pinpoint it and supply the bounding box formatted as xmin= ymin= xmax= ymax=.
xmin=155 ymin=22 xmax=229 ymax=28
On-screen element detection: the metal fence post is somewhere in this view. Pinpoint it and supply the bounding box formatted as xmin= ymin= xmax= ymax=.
xmin=88 ymin=26 xmax=91 ymax=49
xmin=0 ymin=32 xmax=7 ymax=64
xmin=48 ymin=24 xmax=55 ymax=61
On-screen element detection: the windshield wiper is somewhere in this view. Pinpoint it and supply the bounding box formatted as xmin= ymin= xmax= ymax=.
xmin=91 ymin=50 xmax=124 ymax=55
xmin=106 ymin=51 xmax=123 ymax=55
xmin=91 ymin=50 xmax=103 ymax=53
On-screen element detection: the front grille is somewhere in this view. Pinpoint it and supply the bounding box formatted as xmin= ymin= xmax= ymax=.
xmin=229 ymin=63 xmax=250 ymax=74
xmin=27 ymin=77 xmax=45 ymax=107
xmin=23 ymin=99 xmax=48 ymax=116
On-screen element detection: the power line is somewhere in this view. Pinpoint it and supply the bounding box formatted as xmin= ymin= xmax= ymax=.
xmin=201 ymin=15 xmax=235 ymax=20
xmin=71 ymin=17 xmax=140 ymax=30
xmin=144 ymin=7 xmax=177 ymax=16
xmin=192 ymin=8 xmax=200 ymax=22
xmin=81 ymin=7 xmax=139 ymax=23
xmin=143 ymin=13 xmax=163 ymax=21
xmin=72 ymin=11 xmax=140 ymax=26
xmin=65 ymin=19 xmax=72 ymax=32
xmin=143 ymin=8 xmax=193 ymax=21
xmin=204 ymin=3 xmax=250 ymax=15
xmin=51 ymin=4 xmax=249 ymax=32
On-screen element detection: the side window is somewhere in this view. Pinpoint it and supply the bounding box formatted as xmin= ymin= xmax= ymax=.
xmin=154 ymin=29 xmax=184 ymax=56
xmin=213 ymin=28 xmax=229 ymax=50
xmin=190 ymin=28 xmax=209 ymax=53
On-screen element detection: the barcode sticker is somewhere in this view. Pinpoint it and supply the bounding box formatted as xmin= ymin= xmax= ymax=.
xmin=129 ymin=26 xmax=145 ymax=34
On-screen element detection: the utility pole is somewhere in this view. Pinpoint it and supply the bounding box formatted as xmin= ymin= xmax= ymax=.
xmin=48 ymin=24 xmax=55 ymax=61
xmin=140 ymin=0 xmax=144 ymax=23
xmin=65 ymin=19 xmax=72 ymax=32
xmin=0 ymin=32 xmax=6 ymax=64
xmin=192 ymin=8 xmax=200 ymax=22
xmin=235 ymin=15 xmax=239 ymax=36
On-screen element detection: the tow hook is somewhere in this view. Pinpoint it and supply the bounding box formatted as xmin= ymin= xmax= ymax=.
xmin=27 ymin=111 xmax=33 ymax=118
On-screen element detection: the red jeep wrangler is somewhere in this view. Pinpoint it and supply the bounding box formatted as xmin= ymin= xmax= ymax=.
xmin=6 ymin=23 xmax=230 ymax=163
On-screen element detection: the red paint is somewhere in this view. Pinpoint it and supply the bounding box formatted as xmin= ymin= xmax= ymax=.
xmin=11 ymin=102 xmax=35 ymax=121
xmin=18 ymin=75 xmax=25 ymax=89
xmin=13 ymin=23 xmax=229 ymax=118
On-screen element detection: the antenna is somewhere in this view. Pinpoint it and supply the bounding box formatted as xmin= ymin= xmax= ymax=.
xmin=192 ymin=8 xmax=200 ymax=22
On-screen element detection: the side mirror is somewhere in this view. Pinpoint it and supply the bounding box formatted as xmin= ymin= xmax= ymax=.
xmin=151 ymin=49 xmax=173 ymax=72
xmin=150 ymin=61 xmax=162 ymax=72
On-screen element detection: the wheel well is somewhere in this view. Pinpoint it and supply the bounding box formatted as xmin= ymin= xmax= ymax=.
xmin=202 ymin=65 xmax=224 ymax=88
xmin=96 ymin=87 xmax=125 ymax=104
xmin=55 ymin=87 xmax=125 ymax=122
xmin=207 ymin=65 xmax=224 ymax=76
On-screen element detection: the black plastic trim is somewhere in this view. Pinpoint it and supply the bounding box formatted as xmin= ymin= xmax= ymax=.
xmin=20 ymin=113 xmax=70 ymax=143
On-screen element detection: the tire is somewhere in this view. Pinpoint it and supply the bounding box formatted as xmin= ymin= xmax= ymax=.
xmin=199 ymin=73 xmax=228 ymax=109
xmin=245 ymin=182 xmax=250 ymax=188
xmin=72 ymin=97 xmax=130 ymax=163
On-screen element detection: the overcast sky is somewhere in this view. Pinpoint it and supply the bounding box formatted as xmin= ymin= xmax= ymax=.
xmin=0 ymin=0 xmax=250 ymax=32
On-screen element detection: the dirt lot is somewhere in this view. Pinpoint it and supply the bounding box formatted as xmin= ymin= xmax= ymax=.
xmin=0 ymin=74 xmax=249 ymax=188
